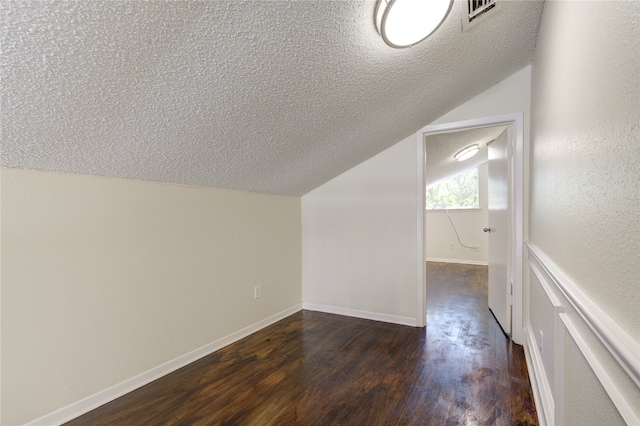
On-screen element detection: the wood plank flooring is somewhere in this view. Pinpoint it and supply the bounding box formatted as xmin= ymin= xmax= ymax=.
xmin=66 ymin=262 xmax=537 ymax=425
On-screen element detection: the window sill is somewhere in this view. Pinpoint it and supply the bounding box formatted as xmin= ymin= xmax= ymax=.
xmin=426 ymin=208 xmax=481 ymax=212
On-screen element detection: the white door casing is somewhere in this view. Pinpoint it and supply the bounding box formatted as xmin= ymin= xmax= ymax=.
xmin=417 ymin=113 xmax=524 ymax=344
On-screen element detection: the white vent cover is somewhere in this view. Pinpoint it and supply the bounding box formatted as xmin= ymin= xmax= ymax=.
xmin=461 ymin=0 xmax=500 ymax=31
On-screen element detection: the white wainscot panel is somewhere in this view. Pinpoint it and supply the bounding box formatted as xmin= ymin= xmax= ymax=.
xmin=524 ymin=244 xmax=640 ymax=426
xmin=525 ymin=255 xmax=562 ymax=426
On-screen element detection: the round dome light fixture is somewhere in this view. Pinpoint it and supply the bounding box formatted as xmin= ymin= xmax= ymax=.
xmin=375 ymin=0 xmax=453 ymax=48
xmin=454 ymin=144 xmax=480 ymax=161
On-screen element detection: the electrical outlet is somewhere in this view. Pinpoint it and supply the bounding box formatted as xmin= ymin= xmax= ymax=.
xmin=471 ymin=244 xmax=480 ymax=251
xmin=254 ymin=285 xmax=262 ymax=300
xmin=449 ymin=242 xmax=455 ymax=250
xmin=538 ymin=330 xmax=544 ymax=355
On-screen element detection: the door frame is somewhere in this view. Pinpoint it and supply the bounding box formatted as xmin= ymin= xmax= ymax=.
xmin=415 ymin=113 xmax=525 ymax=344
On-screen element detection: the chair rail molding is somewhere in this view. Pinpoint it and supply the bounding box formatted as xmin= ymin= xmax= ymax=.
xmin=526 ymin=243 xmax=640 ymax=387
xmin=524 ymin=242 xmax=640 ymax=425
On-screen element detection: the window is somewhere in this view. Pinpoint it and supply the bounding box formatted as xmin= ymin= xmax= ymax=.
xmin=426 ymin=167 xmax=479 ymax=209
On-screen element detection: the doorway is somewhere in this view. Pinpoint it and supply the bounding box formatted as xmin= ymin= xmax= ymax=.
xmin=424 ymin=125 xmax=510 ymax=336
xmin=415 ymin=113 xmax=525 ymax=344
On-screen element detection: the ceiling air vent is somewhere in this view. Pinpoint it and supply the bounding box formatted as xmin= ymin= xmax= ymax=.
xmin=461 ymin=0 xmax=500 ymax=31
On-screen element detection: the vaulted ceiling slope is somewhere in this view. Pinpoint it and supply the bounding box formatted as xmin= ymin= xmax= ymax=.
xmin=1 ymin=1 xmax=544 ymax=196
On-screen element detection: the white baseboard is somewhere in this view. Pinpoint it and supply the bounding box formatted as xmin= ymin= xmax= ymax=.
xmin=523 ymin=327 xmax=553 ymax=426
xmin=26 ymin=304 xmax=303 ymax=426
xmin=302 ymin=303 xmax=418 ymax=327
xmin=426 ymin=257 xmax=488 ymax=266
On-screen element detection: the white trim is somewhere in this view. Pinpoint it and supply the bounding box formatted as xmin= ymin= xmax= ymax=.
xmin=527 ymin=243 xmax=640 ymax=388
xmin=25 ymin=304 xmax=303 ymax=426
xmin=553 ymin=305 xmax=566 ymax=425
xmin=560 ymin=314 xmax=639 ymax=425
xmin=302 ymin=303 xmax=418 ymax=327
xmin=527 ymin=256 xmax=564 ymax=425
xmin=426 ymin=208 xmax=482 ymax=212
xmin=426 ymin=257 xmax=488 ymax=266
xmin=523 ymin=328 xmax=552 ymax=426
xmin=528 ymin=260 xmax=563 ymax=309
xmin=416 ymin=132 xmax=427 ymax=327
xmin=417 ymin=112 xmax=525 ymax=344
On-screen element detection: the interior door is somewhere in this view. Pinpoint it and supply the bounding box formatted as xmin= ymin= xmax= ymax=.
xmin=486 ymin=128 xmax=511 ymax=336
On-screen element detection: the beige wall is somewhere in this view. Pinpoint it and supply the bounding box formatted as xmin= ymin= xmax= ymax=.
xmin=1 ymin=167 xmax=301 ymax=425
xmin=527 ymin=1 xmax=639 ymax=424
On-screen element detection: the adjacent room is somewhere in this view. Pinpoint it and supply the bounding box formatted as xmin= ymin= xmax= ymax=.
xmin=424 ymin=126 xmax=507 ymax=266
xmin=1 ymin=0 xmax=638 ymax=425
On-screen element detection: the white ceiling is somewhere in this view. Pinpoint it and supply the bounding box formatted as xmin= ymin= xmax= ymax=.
xmin=425 ymin=125 xmax=507 ymax=186
xmin=0 ymin=1 xmax=544 ymax=196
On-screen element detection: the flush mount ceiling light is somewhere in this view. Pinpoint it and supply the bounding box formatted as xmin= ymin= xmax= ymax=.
xmin=454 ymin=144 xmax=479 ymax=161
xmin=375 ymin=0 xmax=453 ymax=48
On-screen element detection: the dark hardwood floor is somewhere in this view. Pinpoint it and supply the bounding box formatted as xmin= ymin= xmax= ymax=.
xmin=66 ymin=262 xmax=536 ymax=425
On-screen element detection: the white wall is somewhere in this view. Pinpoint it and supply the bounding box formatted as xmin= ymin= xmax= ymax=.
xmin=426 ymin=162 xmax=488 ymax=264
xmin=525 ymin=1 xmax=639 ymax=424
xmin=530 ymin=0 xmax=639 ymax=343
xmin=0 ymin=167 xmax=302 ymax=425
xmin=432 ymin=65 xmax=531 ymax=128
xmin=301 ymin=67 xmax=532 ymax=327
xmin=301 ymin=136 xmax=419 ymax=325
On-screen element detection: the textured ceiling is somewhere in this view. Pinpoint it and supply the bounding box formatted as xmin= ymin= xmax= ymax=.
xmin=425 ymin=126 xmax=507 ymax=186
xmin=0 ymin=1 xmax=544 ymax=196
